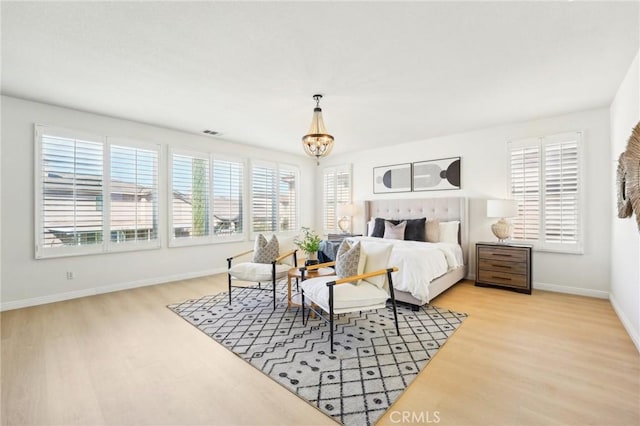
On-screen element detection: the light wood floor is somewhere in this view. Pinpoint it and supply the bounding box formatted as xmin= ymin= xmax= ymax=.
xmin=1 ymin=277 xmax=638 ymax=426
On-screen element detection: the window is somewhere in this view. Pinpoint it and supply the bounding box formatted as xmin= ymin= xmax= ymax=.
xmin=35 ymin=125 xmax=160 ymax=258
xmin=508 ymin=132 xmax=583 ymax=252
xmin=212 ymin=159 xmax=244 ymax=236
xmin=322 ymin=164 xmax=352 ymax=233
xmin=169 ymin=150 xmax=245 ymax=245
xmin=110 ymin=144 xmax=159 ymax=245
xmin=250 ymin=162 xmax=299 ymax=234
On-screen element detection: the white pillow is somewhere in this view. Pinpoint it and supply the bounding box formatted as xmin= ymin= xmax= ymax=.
xmin=278 ymin=235 xmax=296 ymax=266
xmin=361 ymin=242 xmax=393 ymax=289
xmin=439 ymin=221 xmax=460 ymax=244
xmin=367 ymin=219 xmax=375 ymax=237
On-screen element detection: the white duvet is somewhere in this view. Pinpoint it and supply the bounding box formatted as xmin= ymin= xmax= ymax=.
xmin=348 ymin=237 xmax=464 ymax=304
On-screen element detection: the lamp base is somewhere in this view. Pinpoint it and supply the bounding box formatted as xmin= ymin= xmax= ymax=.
xmin=338 ymin=216 xmax=350 ymax=233
xmin=491 ymin=218 xmax=511 ymax=242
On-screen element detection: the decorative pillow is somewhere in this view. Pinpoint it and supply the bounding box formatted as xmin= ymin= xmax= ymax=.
xmin=367 ymin=219 xmax=375 ymax=237
xmin=371 ymin=218 xmax=386 ymax=238
xmin=439 ymin=221 xmax=460 ymax=244
xmin=426 ymin=219 xmax=440 ymax=242
xmin=383 ymin=220 xmax=406 ymax=240
xmin=335 ymin=241 xmax=366 ymax=281
xmin=252 ymin=234 xmax=279 ymax=264
xmin=362 ymin=242 xmax=393 ymax=289
xmin=278 ymin=235 xmax=296 ymax=266
xmin=402 ymin=217 xmax=426 ymax=242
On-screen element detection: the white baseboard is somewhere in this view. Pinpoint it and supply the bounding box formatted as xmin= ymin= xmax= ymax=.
xmin=0 ymin=267 xmax=227 ymax=312
xmin=533 ymin=281 xmax=609 ymax=299
xmin=609 ymin=294 xmax=640 ymax=353
xmin=466 ymin=274 xmax=608 ymax=299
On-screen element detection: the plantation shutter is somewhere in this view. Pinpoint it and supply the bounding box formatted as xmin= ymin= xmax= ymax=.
xmin=323 ymin=165 xmax=352 ymax=233
xmin=543 ymin=135 xmax=580 ymax=245
xmin=212 ymin=159 xmax=244 ymax=236
xmin=39 ymin=130 xmax=104 ymax=255
xmin=110 ymin=144 xmax=159 ymax=243
xmin=278 ymin=167 xmax=298 ymax=232
xmin=508 ymin=132 xmax=583 ymax=252
xmin=251 ymin=164 xmax=277 ymax=233
xmin=171 ymin=152 xmax=211 ymax=239
xmin=509 ymin=140 xmax=540 ymax=241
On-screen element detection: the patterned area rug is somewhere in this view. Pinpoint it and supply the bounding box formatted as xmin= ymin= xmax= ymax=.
xmin=168 ymin=281 xmax=466 ymax=426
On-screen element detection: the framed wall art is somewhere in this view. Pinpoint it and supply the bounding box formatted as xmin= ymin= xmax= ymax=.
xmin=412 ymin=157 xmax=461 ymax=191
xmin=373 ymin=163 xmax=412 ymax=194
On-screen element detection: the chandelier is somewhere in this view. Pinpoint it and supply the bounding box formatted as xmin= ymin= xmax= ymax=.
xmin=302 ymin=94 xmax=334 ymax=165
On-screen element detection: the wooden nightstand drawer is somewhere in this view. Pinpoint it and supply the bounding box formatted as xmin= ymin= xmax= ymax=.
xmin=477 ymin=270 xmax=528 ymax=288
xmin=479 ymin=259 xmax=527 ymax=275
xmin=478 ymin=246 xmax=527 ymax=263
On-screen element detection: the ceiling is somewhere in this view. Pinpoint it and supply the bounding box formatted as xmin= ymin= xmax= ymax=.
xmin=2 ymin=2 xmax=638 ymax=157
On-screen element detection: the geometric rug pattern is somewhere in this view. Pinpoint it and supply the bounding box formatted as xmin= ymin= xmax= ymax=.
xmin=168 ymin=280 xmax=467 ymax=426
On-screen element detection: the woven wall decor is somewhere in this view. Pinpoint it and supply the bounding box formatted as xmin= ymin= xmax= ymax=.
xmin=617 ymin=152 xmax=633 ymax=218
xmin=623 ymin=121 xmax=640 ymax=230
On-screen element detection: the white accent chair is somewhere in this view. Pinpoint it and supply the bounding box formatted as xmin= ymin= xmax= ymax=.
xmin=300 ymin=261 xmax=400 ymax=353
xmin=226 ymin=248 xmax=297 ymax=310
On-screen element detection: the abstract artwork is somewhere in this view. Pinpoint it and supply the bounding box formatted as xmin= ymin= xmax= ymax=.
xmin=412 ymin=157 xmax=461 ymax=191
xmin=373 ymin=163 xmax=412 ymax=193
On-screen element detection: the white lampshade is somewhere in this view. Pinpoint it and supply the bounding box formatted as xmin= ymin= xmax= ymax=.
xmin=337 ymin=203 xmax=355 ymax=217
xmin=487 ymin=199 xmax=518 ymax=218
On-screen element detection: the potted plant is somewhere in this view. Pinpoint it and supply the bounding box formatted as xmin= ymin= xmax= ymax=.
xmin=294 ymin=227 xmax=322 ymax=266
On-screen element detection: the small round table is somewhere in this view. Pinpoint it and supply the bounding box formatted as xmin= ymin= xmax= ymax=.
xmin=287 ymin=267 xmax=335 ymax=309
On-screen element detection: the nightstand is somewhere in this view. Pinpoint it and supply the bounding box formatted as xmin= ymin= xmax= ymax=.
xmin=475 ymin=242 xmax=532 ymax=294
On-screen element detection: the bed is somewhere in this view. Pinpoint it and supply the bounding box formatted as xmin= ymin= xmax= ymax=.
xmin=351 ymin=197 xmax=469 ymax=307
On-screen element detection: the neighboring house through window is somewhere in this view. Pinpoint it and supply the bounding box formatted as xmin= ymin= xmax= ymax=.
xmin=508 ymin=131 xmax=583 ymax=253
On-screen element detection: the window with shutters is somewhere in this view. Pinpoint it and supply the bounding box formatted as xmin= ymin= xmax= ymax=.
xmin=35 ymin=125 xmax=160 ymax=258
xmin=507 ymin=132 xmax=583 ymax=253
xmin=322 ymin=165 xmax=352 ymax=233
xmin=109 ymin=143 xmax=159 ymax=246
xmin=250 ymin=161 xmax=299 ymax=234
xmin=169 ymin=150 xmax=245 ymax=246
xmin=212 ymin=159 xmax=244 ymax=237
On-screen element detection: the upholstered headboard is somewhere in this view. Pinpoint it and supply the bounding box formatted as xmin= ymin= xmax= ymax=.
xmin=363 ymin=197 xmax=469 ymax=265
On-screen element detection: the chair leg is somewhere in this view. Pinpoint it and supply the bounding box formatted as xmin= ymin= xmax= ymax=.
xmin=329 ymin=284 xmax=334 ymax=353
xmin=301 ymin=290 xmax=306 ymax=325
xmin=272 ymin=262 xmax=277 ymax=310
xmin=387 ymin=269 xmax=400 ymax=336
xmin=227 ymin=273 xmax=232 ymax=306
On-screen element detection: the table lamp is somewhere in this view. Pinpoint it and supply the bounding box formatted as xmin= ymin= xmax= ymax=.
xmin=337 ymin=203 xmax=355 ymax=233
xmin=487 ymin=199 xmax=518 ymax=242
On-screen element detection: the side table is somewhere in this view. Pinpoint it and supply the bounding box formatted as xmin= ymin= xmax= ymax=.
xmin=287 ymin=267 xmax=335 ymax=308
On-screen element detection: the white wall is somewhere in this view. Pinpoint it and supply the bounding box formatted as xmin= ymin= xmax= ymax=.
xmin=609 ymin=51 xmax=640 ymax=351
xmin=0 ymin=96 xmax=316 ymax=310
xmin=317 ymin=108 xmax=611 ymax=297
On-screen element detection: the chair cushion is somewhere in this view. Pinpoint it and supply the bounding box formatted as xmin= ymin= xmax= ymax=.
xmin=253 ymin=234 xmax=279 ymax=264
xmin=229 ymin=262 xmax=290 ymax=282
xmin=301 ymin=276 xmax=389 ymax=311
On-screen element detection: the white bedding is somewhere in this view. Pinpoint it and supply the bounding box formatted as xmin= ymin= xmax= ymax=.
xmin=348 ymin=236 xmax=464 ymax=304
